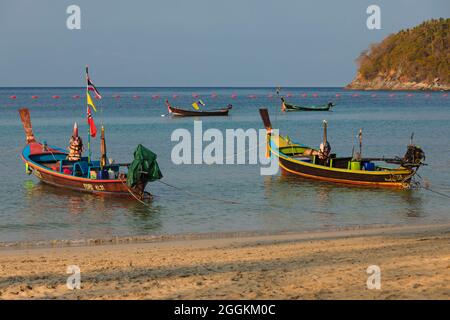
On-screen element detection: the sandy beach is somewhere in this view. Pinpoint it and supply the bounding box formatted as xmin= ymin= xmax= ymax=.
xmin=0 ymin=224 xmax=449 ymax=300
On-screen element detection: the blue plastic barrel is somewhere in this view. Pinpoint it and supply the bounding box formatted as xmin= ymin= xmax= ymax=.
xmin=363 ymin=162 xmax=375 ymax=171
xmin=98 ymin=170 xmax=109 ymax=179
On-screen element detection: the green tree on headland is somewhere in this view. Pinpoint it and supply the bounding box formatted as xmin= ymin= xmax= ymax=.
xmin=354 ymin=18 xmax=449 ymax=87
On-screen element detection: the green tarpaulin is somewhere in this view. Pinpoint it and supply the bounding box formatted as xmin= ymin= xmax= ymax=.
xmin=126 ymin=144 xmax=163 ymax=187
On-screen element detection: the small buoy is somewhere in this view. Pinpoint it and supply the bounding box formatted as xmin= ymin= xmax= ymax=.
xmin=152 ymin=95 xmax=160 ymax=99
xmin=406 ymin=93 xmax=413 ymax=97
xmin=211 ymin=93 xmax=217 ymax=98
xmin=231 ymin=94 xmax=237 ymax=99
xmin=335 ymin=93 xmax=341 ymax=97
xmin=9 ymin=95 xmax=17 ymax=99
xmin=133 ymin=95 xmax=140 ymax=99
xmin=172 ymin=94 xmax=178 ymax=99
xmin=192 ymin=93 xmax=199 ymax=98
xmin=52 ymin=95 xmax=60 ymax=99
xmin=31 ymin=95 xmax=39 ymax=99
xmin=312 ymin=93 xmax=318 ymax=97
xmin=248 ymin=94 xmax=256 ymax=99
xmin=442 ymin=93 xmax=448 ymax=97
xmin=72 ymin=95 xmax=80 ymax=99
xmin=302 ymin=93 xmax=307 ymax=97
xmin=286 ymin=93 xmax=293 ymax=98
xmin=351 ymin=93 xmax=359 ymax=97
xmin=389 ymin=93 xmax=396 ymax=97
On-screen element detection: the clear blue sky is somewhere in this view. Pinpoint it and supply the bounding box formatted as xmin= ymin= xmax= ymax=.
xmin=0 ymin=0 xmax=448 ymax=87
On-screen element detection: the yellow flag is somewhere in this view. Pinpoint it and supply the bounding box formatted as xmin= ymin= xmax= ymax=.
xmin=191 ymin=102 xmax=199 ymax=110
xmin=87 ymin=91 xmax=97 ymax=112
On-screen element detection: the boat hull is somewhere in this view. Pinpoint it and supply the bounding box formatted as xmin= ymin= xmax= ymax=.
xmin=281 ymin=98 xmax=333 ymax=111
xmin=277 ymin=156 xmax=412 ymax=188
xmin=169 ymin=106 xmax=230 ymax=117
xmin=285 ymin=105 xmax=332 ymax=112
xmin=22 ymin=156 xmax=145 ymax=198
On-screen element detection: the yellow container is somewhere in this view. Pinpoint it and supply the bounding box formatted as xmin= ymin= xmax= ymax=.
xmin=350 ymin=161 xmax=361 ymax=171
xmin=90 ymin=170 xmax=97 ymax=179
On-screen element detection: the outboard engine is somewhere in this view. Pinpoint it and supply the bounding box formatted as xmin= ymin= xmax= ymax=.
xmin=402 ymin=145 xmax=425 ymax=167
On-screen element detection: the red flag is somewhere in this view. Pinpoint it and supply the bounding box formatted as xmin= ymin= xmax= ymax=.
xmin=87 ymin=106 xmax=97 ymax=138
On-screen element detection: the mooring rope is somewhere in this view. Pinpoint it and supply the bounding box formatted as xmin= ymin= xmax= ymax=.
xmin=119 ymin=179 xmax=152 ymax=207
xmin=422 ymin=186 xmax=450 ymax=199
xmin=157 ymin=180 xmax=241 ymax=205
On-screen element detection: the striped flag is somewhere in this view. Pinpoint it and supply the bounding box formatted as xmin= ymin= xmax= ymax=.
xmin=86 ymin=66 xmax=102 ymax=99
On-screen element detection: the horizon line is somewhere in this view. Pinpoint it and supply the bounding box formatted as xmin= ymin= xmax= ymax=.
xmin=0 ymin=86 xmax=346 ymax=89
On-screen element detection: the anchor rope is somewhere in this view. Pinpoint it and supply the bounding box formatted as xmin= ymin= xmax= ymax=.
xmin=422 ymin=185 xmax=450 ymax=199
xmin=119 ymin=179 xmax=153 ymax=207
xmin=157 ymin=180 xmax=241 ymax=205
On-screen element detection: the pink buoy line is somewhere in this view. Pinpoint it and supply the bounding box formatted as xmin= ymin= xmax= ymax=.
xmin=4 ymin=92 xmax=450 ymax=101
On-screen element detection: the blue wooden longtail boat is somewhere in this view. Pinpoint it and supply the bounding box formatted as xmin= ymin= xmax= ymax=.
xmin=19 ymin=108 xmax=162 ymax=199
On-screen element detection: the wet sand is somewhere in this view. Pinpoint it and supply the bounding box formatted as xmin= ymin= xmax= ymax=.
xmin=0 ymin=224 xmax=449 ymax=299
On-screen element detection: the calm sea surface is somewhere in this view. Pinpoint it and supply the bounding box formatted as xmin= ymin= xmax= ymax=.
xmin=0 ymin=87 xmax=449 ymax=243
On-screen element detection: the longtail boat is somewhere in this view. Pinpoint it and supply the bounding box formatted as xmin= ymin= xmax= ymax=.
xmin=18 ymin=67 xmax=162 ymax=200
xmin=19 ymin=109 xmax=162 ymax=199
xmin=281 ymin=97 xmax=334 ymax=112
xmin=165 ymin=100 xmax=232 ymax=117
xmin=259 ymin=108 xmax=425 ymax=188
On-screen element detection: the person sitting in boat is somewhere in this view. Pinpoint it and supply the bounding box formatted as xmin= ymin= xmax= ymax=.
xmin=67 ymin=122 xmax=83 ymax=161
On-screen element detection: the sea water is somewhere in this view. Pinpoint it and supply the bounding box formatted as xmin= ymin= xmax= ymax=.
xmin=0 ymin=87 xmax=449 ymax=243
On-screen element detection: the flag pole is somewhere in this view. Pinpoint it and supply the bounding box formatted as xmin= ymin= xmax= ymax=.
xmin=86 ymin=65 xmax=91 ymax=164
